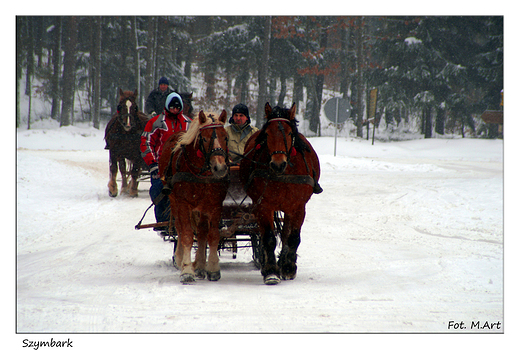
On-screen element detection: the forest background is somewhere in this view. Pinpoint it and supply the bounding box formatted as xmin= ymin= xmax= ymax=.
xmin=15 ymin=15 xmax=503 ymax=139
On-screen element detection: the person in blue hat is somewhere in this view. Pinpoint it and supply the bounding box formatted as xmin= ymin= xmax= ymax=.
xmin=145 ymin=77 xmax=174 ymax=116
xmin=141 ymin=92 xmax=191 ymax=230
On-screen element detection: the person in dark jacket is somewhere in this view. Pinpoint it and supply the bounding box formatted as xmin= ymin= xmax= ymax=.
xmin=145 ymin=77 xmax=174 ymax=116
xmin=225 ymin=103 xmax=259 ymax=163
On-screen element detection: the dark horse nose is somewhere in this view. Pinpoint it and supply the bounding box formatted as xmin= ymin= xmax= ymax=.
xmin=270 ymin=160 xmax=287 ymax=174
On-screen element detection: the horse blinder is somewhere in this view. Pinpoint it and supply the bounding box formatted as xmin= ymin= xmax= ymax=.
xmin=266 ymin=119 xmax=296 ymax=161
xmin=196 ymin=125 xmax=228 ymax=161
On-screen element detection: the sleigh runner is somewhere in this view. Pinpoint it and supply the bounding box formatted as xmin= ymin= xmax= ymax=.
xmin=135 ymin=165 xmax=274 ymax=269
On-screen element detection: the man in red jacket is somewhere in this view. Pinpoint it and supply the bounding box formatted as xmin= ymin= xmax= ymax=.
xmin=141 ymin=92 xmax=191 ymax=228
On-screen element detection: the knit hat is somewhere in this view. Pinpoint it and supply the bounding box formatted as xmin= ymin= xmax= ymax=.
xmin=165 ymin=92 xmax=183 ymax=111
xmin=231 ymin=103 xmax=250 ymax=124
xmin=158 ymin=77 xmax=169 ymax=86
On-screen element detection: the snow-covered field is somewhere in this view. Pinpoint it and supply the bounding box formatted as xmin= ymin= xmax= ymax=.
xmin=14 ymin=120 xmax=509 ymax=347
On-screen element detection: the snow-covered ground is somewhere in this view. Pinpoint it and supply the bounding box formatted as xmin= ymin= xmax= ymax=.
xmin=14 ymin=120 xmax=510 ymax=347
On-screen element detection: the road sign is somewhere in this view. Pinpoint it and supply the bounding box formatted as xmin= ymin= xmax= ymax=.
xmin=324 ymin=97 xmax=350 ymax=157
xmin=324 ymin=97 xmax=351 ymax=124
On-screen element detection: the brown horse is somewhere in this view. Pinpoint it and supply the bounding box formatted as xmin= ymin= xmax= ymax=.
xmin=239 ymin=102 xmax=321 ymax=285
xmin=105 ymin=89 xmax=149 ymax=197
xmin=159 ymin=110 xmax=229 ymax=284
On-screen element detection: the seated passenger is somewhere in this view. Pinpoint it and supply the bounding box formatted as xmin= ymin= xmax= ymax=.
xmin=225 ymin=103 xmax=259 ymax=164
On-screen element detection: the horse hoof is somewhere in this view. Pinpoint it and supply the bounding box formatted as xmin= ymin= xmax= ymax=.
xmin=108 ymin=191 xmax=118 ymax=197
xmin=207 ymin=271 xmax=221 ymax=281
xmin=281 ymin=266 xmax=297 ymax=280
xmin=195 ymin=269 xmax=207 ymax=280
xmin=282 ymin=272 xmax=297 ymax=280
xmin=264 ymin=274 xmax=281 ymax=285
xmin=180 ymin=273 xmax=196 ymax=284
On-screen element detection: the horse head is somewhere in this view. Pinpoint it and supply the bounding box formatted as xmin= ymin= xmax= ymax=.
xmin=178 ymin=92 xmax=194 ymax=119
xmin=117 ymin=89 xmax=139 ymax=132
xmin=196 ymin=110 xmax=229 ymax=178
xmin=263 ymin=102 xmax=297 ymax=175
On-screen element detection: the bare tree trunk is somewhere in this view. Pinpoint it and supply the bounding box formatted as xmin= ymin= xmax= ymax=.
xmin=61 ymin=16 xmax=78 ymax=127
xmin=309 ymin=28 xmax=328 ymax=134
xmin=184 ymin=33 xmax=193 ymax=90
xmin=277 ymin=70 xmax=287 ymax=107
xmin=294 ymin=74 xmax=303 ymax=114
xmin=435 ymin=107 xmax=445 ymax=135
xmin=92 ymin=17 xmax=102 ymax=129
xmin=354 ymin=17 xmax=365 ymax=138
xmin=25 ymin=19 xmax=34 ymax=129
xmin=50 ymin=17 xmax=62 ymax=121
xmin=256 ymin=16 xmax=271 ymax=125
xmin=424 ymin=106 xmax=432 ymax=138
xmin=144 ymin=17 xmax=158 ymax=104
xmin=131 ymin=17 xmax=141 ymax=101
xmin=340 ymin=21 xmax=351 ymax=100
xmin=16 ymin=17 xmax=24 ymax=128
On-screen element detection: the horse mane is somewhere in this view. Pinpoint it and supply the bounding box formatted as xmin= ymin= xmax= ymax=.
xmin=173 ymin=111 xmax=224 ymax=154
xmin=256 ymin=105 xmax=310 ymax=153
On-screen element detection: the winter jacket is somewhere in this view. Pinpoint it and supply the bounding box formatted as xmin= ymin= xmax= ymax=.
xmin=225 ymin=123 xmax=259 ymax=162
xmin=145 ymin=86 xmax=174 ymax=115
xmin=140 ymin=112 xmax=191 ymax=169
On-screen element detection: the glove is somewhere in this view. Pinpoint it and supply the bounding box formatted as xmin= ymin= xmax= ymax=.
xmin=150 ymin=163 xmax=159 ymax=179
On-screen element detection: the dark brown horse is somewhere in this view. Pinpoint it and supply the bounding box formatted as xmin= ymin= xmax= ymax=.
xmin=239 ymin=102 xmax=321 ymax=285
xmin=178 ymin=92 xmax=194 ymax=119
xmin=159 ymin=110 xmax=229 ymax=284
xmin=105 ymin=89 xmax=149 ymax=197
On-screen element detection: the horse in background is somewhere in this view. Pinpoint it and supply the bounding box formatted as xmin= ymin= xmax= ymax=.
xmin=105 ymin=89 xmax=149 ymax=197
xmin=159 ymin=110 xmax=229 ymax=284
xmin=239 ymin=102 xmax=321 ymax=285
xmin=178 ymin=92 xmax=194 ymax=119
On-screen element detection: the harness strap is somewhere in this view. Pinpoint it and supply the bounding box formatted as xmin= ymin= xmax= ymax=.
xmin=107 ymin=133 xmax=141 ymax=141
xmin=167 ymin=171 xmax=230 ymax=186
xmin=268 ymin=118 xmax=291 ymax=123
xmin=200 ymin=123 xmax=224 ymax=130
xmin=245 ymin=169 xmax=316 ymax=190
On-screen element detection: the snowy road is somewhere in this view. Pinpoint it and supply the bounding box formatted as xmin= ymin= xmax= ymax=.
xmin=16 ymin=127 xmax=503 ymax=338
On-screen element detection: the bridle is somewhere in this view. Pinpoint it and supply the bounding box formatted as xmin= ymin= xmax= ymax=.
xmin=116 ymin=98 xmax=138 ymax=131
xmin=266 ymin=118 xmax=296 ymax=161
xmin=195 ymin=123 xmax=229 ymax=172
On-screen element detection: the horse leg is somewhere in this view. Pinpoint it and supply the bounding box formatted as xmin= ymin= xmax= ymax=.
xmin=206 ymin=215 xmax=221 ymax=281
xmin=174 ymin=206 xmax=196 ymax=284
xmin=193 ymin=210 xmax=208 ymax=280
xmin=257 ymin=209 xmax=281 ymax=285
xmin=119 ymin=159 xmax=129 ymax=194
xmin=128 ymin=162 xmax=139 ymax=198
xmin=107 ymin=152 xmax=118 ymax=197
xmin=278 ymin=210 xmax=304 ymax=280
